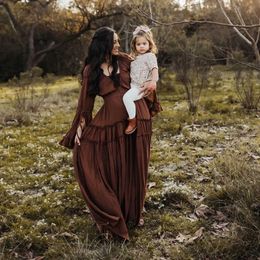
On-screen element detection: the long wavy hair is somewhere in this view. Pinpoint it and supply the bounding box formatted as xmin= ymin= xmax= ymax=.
xmin=81 ymin=27 xmax=120 ymax=96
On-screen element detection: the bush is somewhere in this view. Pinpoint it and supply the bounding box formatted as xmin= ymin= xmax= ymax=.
xmin=8 ymin=67 xmax=52 ymax=113
xmin=173 ymin=34 xmax=214 ymax=113
xmin=209 ymin=68 xmax=223 ymax=89
xmin=0 ymin=67 xmax=57 ymax=126
xmin=234 ymin=69 xmax=260 ymax=110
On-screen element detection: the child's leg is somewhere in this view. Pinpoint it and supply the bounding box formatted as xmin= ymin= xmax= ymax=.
xmin=123 ymin=87 xmax=143 ymax=119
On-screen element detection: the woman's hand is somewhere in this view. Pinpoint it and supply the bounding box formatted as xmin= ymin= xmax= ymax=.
xmin=75 ymin=125 xmax=82 ymax=146
xmin=75 ymin=118 xmax=86 ymax=146
xmin=140 ymin=80 xmax=157 ymax=97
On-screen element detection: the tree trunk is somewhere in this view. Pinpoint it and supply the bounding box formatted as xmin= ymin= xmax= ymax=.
xmin=125 ymin=23 xmax=129 ymax=53
xmin=26 ymin=25 xmax=36 ymax=71
xmin=253 ymin=43 xmax=260 ymax=65
xmin=1 ymin=0 xmax=123 ymax=73
xmin=189 ymin=101 xmax=197 ymax=113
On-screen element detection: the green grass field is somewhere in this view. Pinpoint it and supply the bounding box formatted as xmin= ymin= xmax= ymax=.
xmin=0 ymin=71 xmax=259 ymax=259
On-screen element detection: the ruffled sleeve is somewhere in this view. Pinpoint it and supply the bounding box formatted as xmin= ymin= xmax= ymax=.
xmin=59 ymin=66 xmax=96 ymax=149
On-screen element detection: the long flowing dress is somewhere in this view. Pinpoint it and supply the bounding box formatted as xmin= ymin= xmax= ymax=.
xmin=59 ymin=53 xmax=152 ymax=240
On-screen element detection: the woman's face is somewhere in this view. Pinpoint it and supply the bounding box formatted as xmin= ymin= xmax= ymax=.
xmin=112 ymin=33 xmax=120 ymax=55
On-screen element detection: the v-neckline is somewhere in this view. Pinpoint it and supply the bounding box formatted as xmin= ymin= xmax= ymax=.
xmin=102 ymin=72 xmax=120 ymax=78
xmin=100 ymin=61 xmax=120 ymax=77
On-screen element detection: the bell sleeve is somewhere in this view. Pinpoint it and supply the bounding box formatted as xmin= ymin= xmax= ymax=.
xmin=59 ymin=66 xmax=96 ymax=149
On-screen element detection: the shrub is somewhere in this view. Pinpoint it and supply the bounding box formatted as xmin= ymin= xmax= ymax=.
xmin=234 ymin=69 xmax=260 ymax=110
xmin=173 ymin=34 xmax=214 ymax=113
xmin=8 ymin=67 xmax=52 ymax=113
xmin=209 ymin=68 xmax=223 ymax=89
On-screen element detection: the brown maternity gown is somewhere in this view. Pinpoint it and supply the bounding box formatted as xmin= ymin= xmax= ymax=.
xmin=59 ymin=53 xmax=152 ymax=240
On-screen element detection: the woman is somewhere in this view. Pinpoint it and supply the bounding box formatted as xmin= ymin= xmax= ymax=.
xmin=59 ymin=27 xmax=156 ymax=241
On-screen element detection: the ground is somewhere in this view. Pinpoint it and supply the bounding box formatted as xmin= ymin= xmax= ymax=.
xmin=0 ymin=69 xmax=259 ymax=259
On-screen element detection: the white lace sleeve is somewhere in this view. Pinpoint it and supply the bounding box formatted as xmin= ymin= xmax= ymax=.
xmin=145 ymin=53 xmax=158 ymax=70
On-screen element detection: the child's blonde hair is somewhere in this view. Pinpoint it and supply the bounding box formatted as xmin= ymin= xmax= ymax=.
xmin=131 ymin=25 xmax=158 ymax=57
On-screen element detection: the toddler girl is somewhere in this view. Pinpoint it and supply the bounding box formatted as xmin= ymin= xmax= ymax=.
xmin=123 ymin=25 xmax=162 ymax=134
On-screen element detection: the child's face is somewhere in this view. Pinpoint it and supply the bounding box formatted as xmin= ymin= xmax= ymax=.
xmin=135 ymin=36 xmax=150 ymax=54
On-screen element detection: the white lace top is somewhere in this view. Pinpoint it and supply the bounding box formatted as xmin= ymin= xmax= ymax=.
xmin=130 ymin=52 xmax=158 ymax=87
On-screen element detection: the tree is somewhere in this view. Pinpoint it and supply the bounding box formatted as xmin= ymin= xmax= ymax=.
xmin=136 ymin=0 xmax=260 ymax=67
xmin=173 ymin=34 xmax=214 ymax=113
xmin=217 ymin=0 xmax=260 ymax=64
xmin=0 ymin=0 xmax=123 ymax=72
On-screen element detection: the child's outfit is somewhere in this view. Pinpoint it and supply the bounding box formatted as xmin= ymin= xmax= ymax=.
xmin=123 ymin=52 xmax=162 ymax=134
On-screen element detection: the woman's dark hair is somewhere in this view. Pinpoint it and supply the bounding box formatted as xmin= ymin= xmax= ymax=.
xmin=82 ymin=27 xmax=120 ymax=96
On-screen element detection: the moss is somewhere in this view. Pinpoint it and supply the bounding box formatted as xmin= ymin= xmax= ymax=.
xmin=159 ymin=213 xmax=202 ymax=235
xmin=146 ymin=184 xmax=193 ymax=211
xmin=202 ymin=99 xmax=237 ymax=114
xmin=173 ymin=171 xmax=194 ymax=182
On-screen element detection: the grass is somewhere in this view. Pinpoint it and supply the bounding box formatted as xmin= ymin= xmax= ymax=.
xmin=0 ymin=69 xmax=259 ymax=259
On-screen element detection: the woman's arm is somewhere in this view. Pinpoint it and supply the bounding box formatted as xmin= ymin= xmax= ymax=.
xmin=59 ymin=66 xmax=95 ymax=149
xmin=75 ymin=117 xmax=86 ymax=146
xmin=74 ymin=66 xmax=95 ymax=146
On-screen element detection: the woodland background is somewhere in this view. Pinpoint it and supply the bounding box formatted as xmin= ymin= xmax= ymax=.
xmin=0 ymin=0 xmax=260 ymax=81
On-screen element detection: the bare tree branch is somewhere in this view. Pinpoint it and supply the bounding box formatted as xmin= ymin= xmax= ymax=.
xmin=148 ymin=0 xmax=153 ymax=21
xmin=214 ymin=45 xmax=260 ymax=71
xmin=174 ymin=39 xmax=260 ymax=71
xmin=233 ymin=3 xmax=257 ymax=45
xmin=1 ymin=0 xmax=124 ymax=69
xmin=117 ymin=14 xmax=127 ymax=35
xmin=256 ymin=19 xmax=260 ymax=44
xmin=217 ymin=0 xmax=252 ymax=45
xmin=176 ymin=41 xmax=226 ymax=62
xmin=74 ymin=0 xmax=91 ymax=21
xmin=28 ymin=0 xmax=54 ymax=8
xmin=0 ymin=0 xmax=24 ymax=36
xmin=34 ymin=41 xmax=55 ymax=65
xmin=26 ymin=24 xmax=36 ymax=69
xmin=135 ymin=9 xmax=260 ymax=29
xmin=34 ymin=11 xmax=123 ymax=58
xmin=234 ymin=5 xmax=245 ymax=26
xmin=217 ymin=0 xmax=260 ymax=64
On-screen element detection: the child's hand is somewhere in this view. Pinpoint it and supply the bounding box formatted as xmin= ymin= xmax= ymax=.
xmin=140 ymin=81 xmax=157 ymax=97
